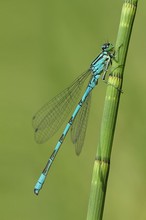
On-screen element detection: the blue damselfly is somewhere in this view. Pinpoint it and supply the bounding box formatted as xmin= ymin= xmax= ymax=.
xmin=33 ymin=43 xmax=114 ymax=195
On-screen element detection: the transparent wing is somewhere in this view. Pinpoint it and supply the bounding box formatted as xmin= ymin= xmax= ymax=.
xmin=71 ymin=93 xmax=91 ymax=155
xmin=32 ymin=69 xmax=91 ymax=144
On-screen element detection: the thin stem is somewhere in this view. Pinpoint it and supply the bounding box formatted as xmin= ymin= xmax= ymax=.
xmin=86 ymin=1 xmax=138 ymax=220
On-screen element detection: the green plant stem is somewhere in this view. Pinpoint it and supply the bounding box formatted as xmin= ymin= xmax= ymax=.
xmin=86 ymin=1 xmax=138 ymax=220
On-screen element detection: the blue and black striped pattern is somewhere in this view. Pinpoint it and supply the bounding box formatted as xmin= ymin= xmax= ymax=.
xmin=33 ymin=43 xmax=114 ymax=195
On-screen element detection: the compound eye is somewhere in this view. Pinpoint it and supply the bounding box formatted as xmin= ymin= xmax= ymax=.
xmin=102 ymin=43 xmax=107 ymax=50
xmin=102 ymin=43 xmax=111 ymax=51
xmin=102 ymin=45 xmax=105 ymax=50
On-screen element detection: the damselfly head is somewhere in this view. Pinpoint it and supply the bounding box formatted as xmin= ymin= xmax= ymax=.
xmin=102 ymin=43 xmax=114 ymax=52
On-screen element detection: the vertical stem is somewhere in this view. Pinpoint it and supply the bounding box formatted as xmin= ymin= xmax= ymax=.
xmin=87 ymin=1 xmax=138 ymax=219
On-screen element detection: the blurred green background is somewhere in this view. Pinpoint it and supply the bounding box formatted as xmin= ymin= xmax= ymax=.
xmin=1 ymin=0 xmax=146 ymax=219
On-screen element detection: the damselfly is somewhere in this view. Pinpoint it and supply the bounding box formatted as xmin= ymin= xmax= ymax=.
xmin=33 ymin=43 xmax=114 ymax=195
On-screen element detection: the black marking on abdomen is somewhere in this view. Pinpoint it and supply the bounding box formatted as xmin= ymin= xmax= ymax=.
xmin=68 ymin=116 xmax=74 ymax=125
xmin=59 ymin=134 xmax=65 ymax=143
xmin=78 ymin=100 xmax=83 ymax=107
